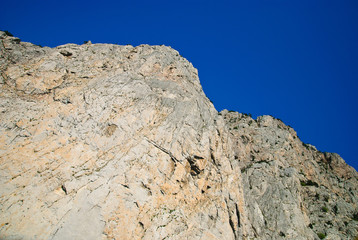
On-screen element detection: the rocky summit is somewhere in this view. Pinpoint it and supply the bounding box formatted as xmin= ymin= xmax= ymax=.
xmin=0 ymin=31 xmax=357 ymax=240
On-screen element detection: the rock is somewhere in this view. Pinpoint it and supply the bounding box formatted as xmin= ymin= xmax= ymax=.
xmin=0 ymin=31 xmax=357 ymax=239
xmin=223 ymin=111 xmax=358 ymax=239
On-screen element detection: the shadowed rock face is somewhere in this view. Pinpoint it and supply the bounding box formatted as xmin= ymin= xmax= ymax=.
xmin=0 ymin=31 xmax=357 ymax=240
xmin=223 ymin=111 xmax=358 ymax=239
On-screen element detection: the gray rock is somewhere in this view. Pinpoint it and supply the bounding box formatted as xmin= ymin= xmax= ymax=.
xmin=223 ymin=111 xmax=358 ymax=239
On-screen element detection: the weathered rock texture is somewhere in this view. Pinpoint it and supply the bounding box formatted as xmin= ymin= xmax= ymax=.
xmin=223 ymin=111 xmax=358 ymax=239
xmin=0 ymin=31 xmax=357 ymax=240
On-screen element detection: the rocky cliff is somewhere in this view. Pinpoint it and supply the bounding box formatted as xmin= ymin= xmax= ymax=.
xmin=0 ymin=31 xmax=357 ymax=240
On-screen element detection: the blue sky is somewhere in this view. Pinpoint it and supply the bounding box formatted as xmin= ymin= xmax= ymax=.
xmin=2 ymin=0 xmax=358 ymax=170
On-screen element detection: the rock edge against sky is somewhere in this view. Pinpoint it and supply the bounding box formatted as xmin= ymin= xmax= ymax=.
xmin=0 ymin=31 xmax=357 ymax=239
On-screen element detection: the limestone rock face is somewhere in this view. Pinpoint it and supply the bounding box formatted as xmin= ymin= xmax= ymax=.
xmin=222 ymin=111 xmax=358 ymax=239
xmin=0 ymin=31 xmax=357 ymax=239
xmin=0 ymin=31 xmax=248 ymax=240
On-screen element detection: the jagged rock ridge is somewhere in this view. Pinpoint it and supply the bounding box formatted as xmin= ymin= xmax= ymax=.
xmin=0 ymin=31 xmax=357 ymax=240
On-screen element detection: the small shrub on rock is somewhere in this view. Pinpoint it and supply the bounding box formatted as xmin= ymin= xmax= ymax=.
xmin=300 ymin=180 xmax=319 ymax=187
xmin=317 ymin=232 xmax=326 ymax=239
xmin=3 ymin=30 xmax=13 ymax=36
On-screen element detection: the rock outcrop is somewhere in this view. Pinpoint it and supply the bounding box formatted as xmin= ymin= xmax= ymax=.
xmin=0 ymin=31 xmax=357 ymax=239
xmin=223 ymin=111 xmax=358 ymax=239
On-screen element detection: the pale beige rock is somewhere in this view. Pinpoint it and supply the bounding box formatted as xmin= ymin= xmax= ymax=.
xmin=0 ymin=31 xmax=357 ymax=240
xmin=0 ymin=32 xmax=248 ymax=240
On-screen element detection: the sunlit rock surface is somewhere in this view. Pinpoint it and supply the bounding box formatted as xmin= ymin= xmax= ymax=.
xmin=0 ymin=31 xmax=357 ymax=239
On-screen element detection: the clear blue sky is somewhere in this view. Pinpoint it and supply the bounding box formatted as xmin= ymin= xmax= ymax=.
xmin=2 ymin=0 xmax=358 ymax=170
